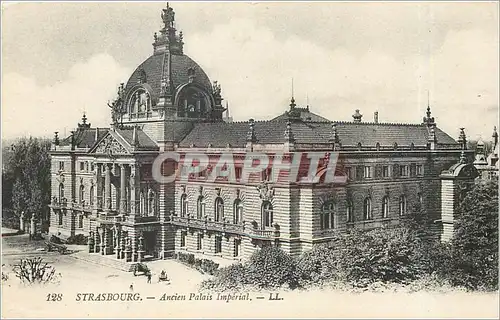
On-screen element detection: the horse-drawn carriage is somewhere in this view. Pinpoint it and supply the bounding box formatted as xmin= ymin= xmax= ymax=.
xmin=133 ymin=263 xmax=150 ymax=276
xmin=45 ymin=235 xmax=69 ymax=254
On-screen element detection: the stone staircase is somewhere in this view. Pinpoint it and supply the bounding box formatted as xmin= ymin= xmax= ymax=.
xmin=70 ymin=251 xmax=136 ymax=272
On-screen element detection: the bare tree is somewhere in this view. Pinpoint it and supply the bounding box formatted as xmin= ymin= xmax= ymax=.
xmin=12 ymin=257 xmax=58 ymax=284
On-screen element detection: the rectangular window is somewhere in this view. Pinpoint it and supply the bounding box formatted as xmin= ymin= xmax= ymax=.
xmin=58 ymin=213 xmax=63 ymax=225
xmin=80 ymin=162 xmax=85 ymax=171
xmin=59 ymin=161 xmax=65 ymax=171
xmin=345 ymin=167 xmax=353 ymax=180
xmin=180 ymin=232 xmax=186 ymax=248
xmin=234 ymin=239 xmax=241 ymax=257
xmin=400 ymin=165 xmax=409 ymax=177
xmin=363 ymin=166 xmax=372 ymax=179
xmin=78 ymin=215 xmax=83 ymax=229
xmin=382 ymin=166 xmax=390 ymax=178
xmin=235 ymin=167 xmax=242 ymax=181
xmin=197 ymin=234 xmax=203 ymax=250
xmin=261 ymin=167 xmax=272 ymax=181
xmin=215 ymin=236 xmax=222 ymax=254
xmin=416 ymin=164 xmax=423 ymax=176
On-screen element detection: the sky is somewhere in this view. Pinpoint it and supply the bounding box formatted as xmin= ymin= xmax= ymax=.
xmin=1 ymin=1 xmax=499 ymax=142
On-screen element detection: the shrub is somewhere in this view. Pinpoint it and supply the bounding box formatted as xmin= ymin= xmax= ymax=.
xmin=201 ymin=263 xmax=247 ymax=291
xmin=246 ymin=247 xmax=300 ymax=289
xmin=13 ymin=257 xmax=58 ymax=284
xmin=200 ymin=247 xmax=299 ymax=291
xmin=176 ymin=253 xmax=220 ymax=275
xmin=330 ymin=227 xmax=429 ymax=286
xmin=296 ymin=244 xmax=340 ymax=286
xmin=1 ymin=209 xmax=19 ymax=230
xmin=199 ymin=259 xmax=219 ymax=275
xmin=187 ymin=253 xmax=195 ymax=265
xmin=67 ymin=234 xmax=88 ymax=245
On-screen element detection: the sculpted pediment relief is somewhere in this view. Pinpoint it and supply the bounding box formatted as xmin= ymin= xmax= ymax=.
xmin=91 ymin=133 xmax=130 ymax=155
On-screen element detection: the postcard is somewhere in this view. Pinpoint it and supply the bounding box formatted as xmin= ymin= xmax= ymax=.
xmin=2 ymin=1 xmax=499 ymax=318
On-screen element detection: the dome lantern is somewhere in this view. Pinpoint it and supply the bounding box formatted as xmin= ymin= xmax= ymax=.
xmin=153 ymin=2 xmax=184 ymax=55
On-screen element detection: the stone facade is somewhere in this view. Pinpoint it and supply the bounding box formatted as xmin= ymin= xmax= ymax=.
xmin=48 ymin=4 xmax=477 ymax=262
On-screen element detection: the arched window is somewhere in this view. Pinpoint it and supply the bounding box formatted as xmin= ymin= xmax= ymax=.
xmin=261 ymin=201 xmax=273 ymax=229
xmin=177 ymin=87 xmax=210 ymax=118
xmin=79 ymin=185 xmax=85 ymax=204
xmin=233 ymin=199 xmax=243 ymax=224
xmin=89 ymin=186 xmax=94 ymax=206
xmin=399 ymin=195 xmax=407 ymax=215
xmin=59 ymin=183 xmax=65 ymax=200
xmin=197 ymin=196 xmax=205 ymax=219
xmin=320 ymin=201 xmax=335 ymax=230
xmin=382 ymin=196 xmax=389 ymax=218
xmin=347 ymin=200 xmax=354 ymax=223
xmin=180 ymin=194 xmax=188 ymax=217
xmin=418 ymin=193 xmax=423 ymax=206
xmin=129 ymin=89 xmax=151 ymax=118
xmin=148 ymin=189 xmax=156 ymax=216
xmin=214 ymin=197 xmax=224 ymax=222
xmin=363 ymin=198 xmax=372 ymax=220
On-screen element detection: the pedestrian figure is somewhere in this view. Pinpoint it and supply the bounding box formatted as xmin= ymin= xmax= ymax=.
xmin=129 ymin=284 xmax=134 ymax=292
xmin=147 ymin=272 xmax=152 ymax=284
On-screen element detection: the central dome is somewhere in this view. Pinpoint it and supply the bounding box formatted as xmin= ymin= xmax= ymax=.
xmin=108 ymin=3 xmax=225 ymax=125
xmin=124 ymin=53 xmax=213 ymax=106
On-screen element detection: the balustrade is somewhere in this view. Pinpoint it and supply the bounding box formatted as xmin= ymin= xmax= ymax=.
xmin=169 ymin=214 xmax=280 ymax=239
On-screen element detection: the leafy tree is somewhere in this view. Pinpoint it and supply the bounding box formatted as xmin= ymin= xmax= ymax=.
xmin=449 ymin=178 xmax=498 ymax=290
xmin=2 ymin=137 xmax=51 ymax=231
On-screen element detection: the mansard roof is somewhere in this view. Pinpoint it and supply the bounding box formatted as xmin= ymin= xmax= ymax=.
xmin=59 ymin=128 xmax=109 ymax=149
xmin=58 ymin=126 xmax=158 ymax=152
xmin=271 ymin=107 xmax=331 ymax=123
xmin=114 ymin=127 xmax=159 ymax=150
xmin=178 ymin=119 xmax=458 ymax=148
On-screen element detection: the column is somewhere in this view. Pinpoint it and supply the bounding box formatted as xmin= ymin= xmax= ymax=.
xmin=131 ymin=229 xmax=137 ymax=262
xmin=137 ymin=234 xmax=145 ymax=263
xmin=129 ymin=164 xmax=140 ymax=221
xmin=96 ymin=164 xmax=103 ymax=209
xmin=105 ymin=164 xmax=111 ymax=210
xmin=115 ymin=228 xmax=121 ymax=259
xmin=120 ymin=164 xmax=127 ymax=214
xmin=94 ymin=229 xmax=100 ymax=253
xmin=120 ymin=233 xmax=126 ymax=259
xmin=125 ymin=236 xmax=132 ymax=262
xmin=88 ymin=231 xmax=94 ymax=253
xmin=19 ymin=212 xmax=25 ymax=232
xmin=30 ymin=215 xmax=36 ymax=238
xmin=100 ymin=229 xmax=105 ymax=255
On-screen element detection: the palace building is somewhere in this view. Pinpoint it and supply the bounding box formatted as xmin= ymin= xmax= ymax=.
xmin=48 ymin=4 xmax=478 ymax=263
xmin=473 ymin=127 xmax=499 ymax=181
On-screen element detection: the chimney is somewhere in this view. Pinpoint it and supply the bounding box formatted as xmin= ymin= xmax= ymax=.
xmin=374 ymin=111 xmax=379 ymax=124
